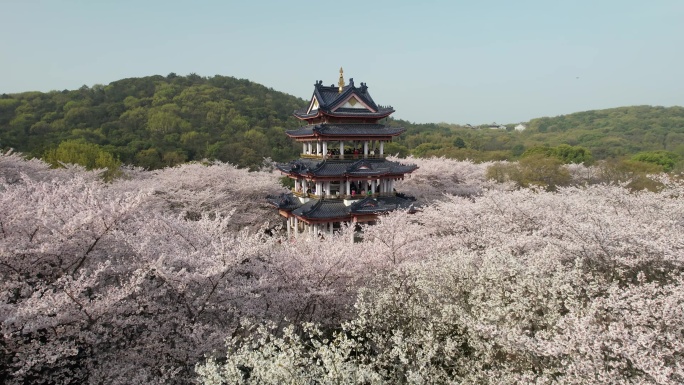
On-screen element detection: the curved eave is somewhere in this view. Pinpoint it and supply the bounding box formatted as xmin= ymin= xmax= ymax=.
xmin=347 ymin=170 xmax=389 ymax=177
xmin=293 ymin=109 xmax=324 ymax=120
xmin=325 ymin=109 xmax=393 ymax=119
xmin=277 ymin=159 xmax=418 ymax=179
xmin=350 ymin=196 xmax=417 ymax=215
xmin=315 ymin=126 xmax=406 ymax=137
xmin=286 ymin=125 xmax=406 ymax=140
xmin=298 ymin=213 xmax=351 ymax=222
xmin=285 ymin=131 xmax=315 ymax=139
xmin=266 ymin=193 xmax=303 ymax=211
xmin=293 ymin=109 xmax=394 ymax=120
xmin=280 ymin=170 xmax=416 ymax=180
xmin=285 ymin=133 xmax=404 ymax=142
xmin=275 ymin=162 xmax=304 ymax=173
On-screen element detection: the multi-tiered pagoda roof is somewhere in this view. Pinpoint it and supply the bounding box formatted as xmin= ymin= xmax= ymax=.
xmin=268 ymin=69 xmax=418 ymax=238
xmin=293 ymin=78 xmax=395 ymax=121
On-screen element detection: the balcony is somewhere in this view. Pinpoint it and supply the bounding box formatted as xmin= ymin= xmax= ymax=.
xmin=292 ymin=189 xmax=396 ymax=200
xmin=300 ymin=153 xmax=386 ymax=160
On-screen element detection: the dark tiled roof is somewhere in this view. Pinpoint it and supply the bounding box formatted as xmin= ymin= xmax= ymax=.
xmin=285 ymin=127 xmax=316 ymax=136
xmin=293 ymin=79 xmax=393 ymax=119
xmin=327 ymin=107 xmax=394 ymax=117
xmin=317 ymin=88 xmax=344 ymax=107
xmin=266 ymin=193 xmax=302 ymax=211
xmin=287 ymin=195 xmax=418 ymax=221
xmin=315 ymin=81 xmax=379 ymax=110
xmin=276 ymin=158 xmax=418 ymax=178
xmin=350 ymin=196 xmax=417 ymax=214
xmin=285 ymin=124 xmax=405 ymax=138
xmin=293 ymin=107 xmax=394 ymax=119
xmin=292 ymin=199 xmax=350 ymax=219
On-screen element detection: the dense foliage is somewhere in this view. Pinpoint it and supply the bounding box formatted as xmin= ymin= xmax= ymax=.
xmin=2 ymin=151 xmax=682 ymax=384
xmin=389 ymin=106 xmax=684 ymax=166
xmin=0 ymin=74 xmax=304 ymax=169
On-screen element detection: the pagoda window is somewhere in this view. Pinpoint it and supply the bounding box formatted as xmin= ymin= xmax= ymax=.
xmin=302 ymin=143 xmax=307 ymax=155
xmin=322 ymin=141 xmax=328 ymax=158
xmin=339 ymin=141 xmax=344 ymax=159
xmin=380 ymin=141 xmax=384 ymax=156
xmin=364 ymin=141 xmax=368 ymax=158
xmin=316 ymin=142 xmax=321 ymax=155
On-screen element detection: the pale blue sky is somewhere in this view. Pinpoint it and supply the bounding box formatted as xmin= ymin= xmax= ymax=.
xmin=1 ymin=0 xmax=683 ymax=124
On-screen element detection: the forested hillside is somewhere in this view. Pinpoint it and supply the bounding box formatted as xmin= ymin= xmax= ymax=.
xmin=0 ymin=74 xmax=304 ymax=169
xmin=1 ymin=73 xmax=684 ymax=172
xmin=390 ymin=106 xmax=684 ymax=163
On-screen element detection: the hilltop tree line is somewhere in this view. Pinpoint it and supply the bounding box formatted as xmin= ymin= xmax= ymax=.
xmin=1 ymin=74 xmax=684 ymax=174
xmin=388 ymin=106 xmax=684 ymax=162
xmin=0 ymin=73 xmax=304 ymax=170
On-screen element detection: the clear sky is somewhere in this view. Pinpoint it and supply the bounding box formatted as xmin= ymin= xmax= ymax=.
xmin=1 ymin=0 xmax=683 ymax=124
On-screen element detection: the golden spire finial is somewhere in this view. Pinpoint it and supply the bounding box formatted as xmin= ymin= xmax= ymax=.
xmin=338 ymin=67 xmax=344 ymax=93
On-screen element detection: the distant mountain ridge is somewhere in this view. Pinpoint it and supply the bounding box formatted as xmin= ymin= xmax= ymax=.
xmin=1 ymin=74 xmax=683 ymax=168
xmin=387 ymin=105 xmax=684 ymax=162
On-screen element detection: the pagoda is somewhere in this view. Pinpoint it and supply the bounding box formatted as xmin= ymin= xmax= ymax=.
xmin=268 ymin=68 xmax=418 ymax=239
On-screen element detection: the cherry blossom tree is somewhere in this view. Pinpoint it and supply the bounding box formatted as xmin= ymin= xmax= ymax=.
xmin=392 ymin=156 xmax=498 ymax=202
xmin=2 ymin=151 xmax=683 ymax=384
xmin=1 ymin=154 xmax=393 ymax=383
xmin=199 ymin=237 xmax=683 ymax=385
xmin=197 ymin=174 xmax=684 ymax=385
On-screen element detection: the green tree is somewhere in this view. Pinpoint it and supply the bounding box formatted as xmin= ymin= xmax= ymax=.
xmin=180 ymin=131 xmax=209 ymax=159
xmin=162 ymin=150 xmax=187 ymax=167
xmin=382 ymin=142 xmax=409 ymax=157
xmin=597 ymin=158 xmax=664 ymax=191
xmin=453 ymin=137 xmax=466 ymax=149
xmin=630 ymin=150 xmax=680 ymax=172
xmin=517 ymin=154 xmax=570 ymax=190
xmin=147 ymin=104 xmax=190 ymax=133
xmin=523 ymin=144 xmax=593 ymax=164
xmin=487 ymin=155 xmax=570 ymax=191
xmin=553 ymin=144 xmax=593 ymax=164
xmin=511 ymin=144 xmax=526 ymax=157
xmin=135 ymin=148 xmax=164 ymax=169
xmin=486 ymin=162 xmax=519 ymax=183
xmin=44 ymin=140 xmax=121 ymax=180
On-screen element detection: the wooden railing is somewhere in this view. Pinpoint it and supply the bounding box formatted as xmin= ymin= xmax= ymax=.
xmin=292 ymin=189 xmax=396 ymax=200
xmin=300 ymin=153 xmax=386 ymax=160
